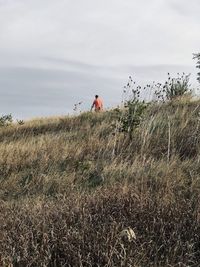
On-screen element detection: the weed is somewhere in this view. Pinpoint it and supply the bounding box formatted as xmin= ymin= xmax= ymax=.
xmin=155 ymin=73 xmax=191 ymax=101
xmin=0 ymin=114 xmax=13 ymax=127
xmin=193 ymin=53 xmax=200 ymax=83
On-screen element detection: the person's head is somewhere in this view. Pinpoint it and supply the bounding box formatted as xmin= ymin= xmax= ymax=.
xmin=95 ymin=95 xmax=99 ymax=99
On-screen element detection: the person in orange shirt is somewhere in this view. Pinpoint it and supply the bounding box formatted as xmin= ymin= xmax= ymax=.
xmin=91 ymin=95 xmax=103 ymax=112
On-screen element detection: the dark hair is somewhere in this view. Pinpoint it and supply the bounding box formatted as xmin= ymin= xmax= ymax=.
xmin=95 ymin=95 xmax=99 ymax=98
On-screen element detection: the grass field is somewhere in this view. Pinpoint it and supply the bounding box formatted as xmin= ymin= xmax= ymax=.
xmin=0 ymin=98 xmax=200 ymax=266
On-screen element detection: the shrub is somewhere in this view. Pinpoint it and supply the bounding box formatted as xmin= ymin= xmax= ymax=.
xmin=117 ymin=77 xmax=148 ymax=140
xmin=120 ymin=99 xmax=147 ymax=139
xmin=0 ymin=114 xmax=13 ymax=127
xmin=155 ymin=73 xmax=191 ymax=101
xmin=193 ymin=53 xmax=200 ymax=83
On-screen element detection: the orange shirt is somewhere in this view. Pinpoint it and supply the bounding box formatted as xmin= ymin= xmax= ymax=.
xmin=93 ymin=98 xmax=103 ymax=110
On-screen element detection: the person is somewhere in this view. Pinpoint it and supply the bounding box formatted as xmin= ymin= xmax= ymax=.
xmin=91 ymin=95 xmax=103 ymax=112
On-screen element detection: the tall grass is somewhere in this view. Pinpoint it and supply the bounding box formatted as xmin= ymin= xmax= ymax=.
xmin=0 ymin=98 xmax=200 ymax=266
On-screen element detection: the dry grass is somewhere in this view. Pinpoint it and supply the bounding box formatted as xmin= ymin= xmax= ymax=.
xmin=0 ymin=99 xmax=200 ymax=266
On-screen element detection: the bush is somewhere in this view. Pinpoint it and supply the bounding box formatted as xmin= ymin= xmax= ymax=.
xmin=0 ymin=114 xmax=13 ymax=127
xmin=117 ymin=77 xmax=148 ymax=140
xmin=193 ymin=53 xmax=200 ymax=83
xmin=155 ymin=73 xmax=191 ymax=101
xmin=120 ymin=99 xmax=147 ymax=139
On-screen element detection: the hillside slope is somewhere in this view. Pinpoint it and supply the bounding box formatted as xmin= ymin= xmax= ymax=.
xmin=1 ymin=99 xmax=200 ymax=266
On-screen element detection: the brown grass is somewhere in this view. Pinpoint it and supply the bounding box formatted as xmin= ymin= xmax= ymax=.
xmin=0 ymin=99 xmax=200 ymax=266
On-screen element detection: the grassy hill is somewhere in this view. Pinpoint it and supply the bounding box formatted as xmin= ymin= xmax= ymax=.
xmin=1 ymin=98 xmax=200 ymax=266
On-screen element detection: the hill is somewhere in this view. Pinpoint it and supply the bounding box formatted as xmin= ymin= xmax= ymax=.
xmin=1 ymin=99 xmax=200 ymax=266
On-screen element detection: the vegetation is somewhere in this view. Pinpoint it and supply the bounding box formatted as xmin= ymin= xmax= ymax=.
xmin=116 ymin=76 xmax=148 ymax=140
xmin=193 ymin=53 xmax=200 ymax=83
xmin=0 ymin=89 xmax=200 ymax=266
xmin=153 ymin=72 xmax=192 ymax=101
xmin=0 ymin=114 xmax=13 ymax=127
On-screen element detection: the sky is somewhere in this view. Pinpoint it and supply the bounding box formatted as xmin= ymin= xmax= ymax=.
xmin=0 ymin=0 xmax=199 ymax=119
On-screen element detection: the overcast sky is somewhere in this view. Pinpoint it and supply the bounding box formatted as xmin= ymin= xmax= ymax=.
xmin=0 ymin=0 xmax=199 ymax=119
